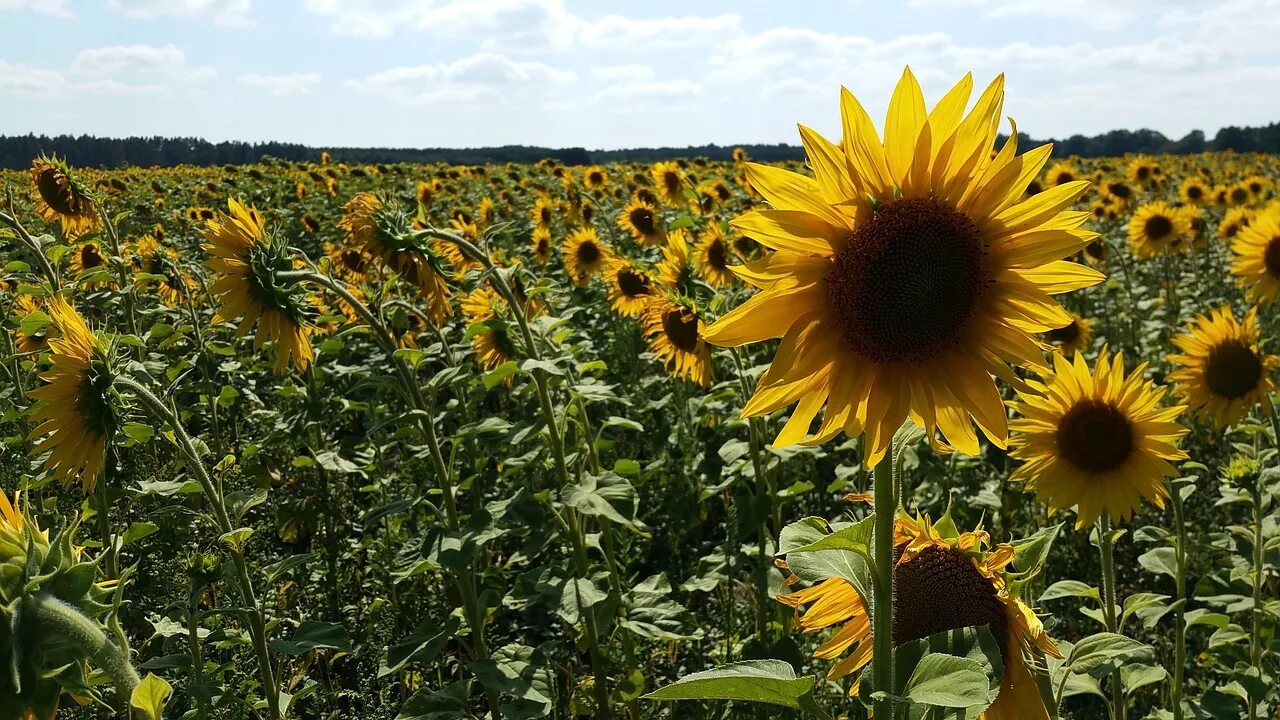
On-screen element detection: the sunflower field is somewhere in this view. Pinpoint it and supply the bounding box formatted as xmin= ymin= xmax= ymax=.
xmin=1 ymin=69 xmax=1279 ymax=720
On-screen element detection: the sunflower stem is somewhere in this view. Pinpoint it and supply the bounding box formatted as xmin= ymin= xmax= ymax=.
xmin=29 ymin=592 xmax=140 ymax=715
xmin=114 ymin=375 xmax=283 ymax=720
xmin=1097 ymin=511 xmax=1125 ymax=720
xmin=1171 ymin=482 xmax=1188 ymax=720
xmin=872 ymin=437 xmax=898 ymax=719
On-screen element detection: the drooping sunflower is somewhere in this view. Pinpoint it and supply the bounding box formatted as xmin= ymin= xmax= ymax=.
xmin=562 ymin=227 xmax=610 ymax=286
xmin=695 ymin=224 xmax=736 ymax=287
xmin=701 ymin=69 xmax=1102 ymax=466
xmin=617 ymin=198 xmax=665 ymax=245
xmin=1127 ymin=201 xmax=1191 ymax=258
xmin=134 ymin=234 xmax=194 ymax=306
xmin=324 ymin=241 xmax=372 ymax=284
xmin=641 ymin=295 xmax=712 ymax=387
xmin=461 ymin=286 xmax=521 ymax=381
xmin=1168 ymin=305 xmax=1276 ymax=430
xmin=651 ymin=161 xmax=686 ymax=206
xmin=27 ymin=296 xmax=114 ymax=492
xmin=1043 ymin=313 xmax=1092 ymax=357
xmin=602 ymin=258 xmax=654 ymax=318
xmin=204 ymin=198 xmax=314 ymax=373
xmin=340 ymin=192 xmax=452 ymax=323
xmin=29 ymin=155 xmax=101 ymax=238
xmin=778 ymin=512 xmax=1060 ymax=718
xmin=1230 ymin=208 xmax=1280 ymax=304
xmin=1008 ymin=349 xmax=1189 ymax=528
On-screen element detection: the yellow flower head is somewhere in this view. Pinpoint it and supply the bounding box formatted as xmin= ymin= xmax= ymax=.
xmin=1168 ymin=305 xmax=1277 ymax=430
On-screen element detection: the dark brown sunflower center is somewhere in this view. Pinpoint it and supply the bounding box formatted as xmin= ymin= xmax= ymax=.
xmin=707 ymin=238 xmax=727 ymax=270
xmin=341 ymin=250 xmax=366 ymax=272
xmin=629 ymin=207 xmax=656 ymax=236
xmin=827 ymin=197 xmax=987 ymax=364
xmin=892 ymin=545 xmax=1006 ymax=646
xmin=1187 ymin=185 xmax=1203 ymax=200
xmin=617 ymin=268 xmax=650 ymax=298
xmin=1250 ymin=181 xmax=1263 ymax=194
xmin=1108 ymin=183 xmax=1131 ymax=199
xmin=1204 ymin=339 xmax=1263 ymax=400
xmin=589 ymin=171 xmax=603 ymax=184
xmin=576 ymin=241 xmax=601 ymax=265
xmin=539 ymin=207 xmax=551 ymax=224
xmin=662 ymin=171 xmax=681 ymax=197
xmin=537 ymin=236 xmax=550 ymax=254
xmin=1056 ymin=400 xmax=1133 ymax=473
xmin=1085 ymin=240 xmax=1105 ymax=259
xmin=1231 ymin=187 xmax=1249 ymax=204
xmin=81 ymin=245 xmax=104 ymax=268
xmin=1136 ymin=166 xmax=1151 ymax=181
xmin=1047 ymin=320 xmax=1081 ymax=344
xmin=1144 ymin=215 xmax=1174 ymax=241
xmin=37 ymin=168 xmax=80 ymax=215
xmin=1264 ymin=237 xmax=1280 ymax=278
xmin=662 ymin=308 xmax=700 ymax=352
xmin=1055 ymin=172 xmax=1074 ymax=185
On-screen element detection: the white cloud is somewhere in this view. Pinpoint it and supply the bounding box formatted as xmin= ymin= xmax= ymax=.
xmin=105 ymin=0 xmax=252 ymax=25
xmin=417 ymin=0 xmax=579 ymax=49
xmin=347 ymin=53 xmax=576 ymax=106
xmin=593 ymin=79 xmax=703 ymax=101
xmin=0 ymin=60 xmax=67 ymax=95
xmin=0 ymin=0 xmax=72 ymax=18
xmin=239 ymin=72 xmax=323 ymax=95
xmin=303 ymin=0 xmax=430 ymax=37
xmin=579 ymin=13 xmax=741 ymax=49
xmin=591 ymin=64 xmax=656 ymax=82
xmin=69 ymin=44 xmax=217 ymax=88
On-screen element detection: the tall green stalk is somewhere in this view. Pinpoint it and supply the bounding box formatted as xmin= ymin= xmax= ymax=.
xmin=1097 ymin=512 xmax=1125 ymax=720
xmin=872 ymin=438 xmax=897 ymax=719
xmin=1170 ymin=484 xmax=1188 ymax=720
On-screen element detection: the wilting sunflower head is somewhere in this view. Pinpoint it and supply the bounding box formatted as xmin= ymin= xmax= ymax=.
xmin=341 ymin=193 xmax=453 ymax=321
xmin=0 ymin=494 xmax=118 ymax=720
xmin=778 ymin=511 xmax=1059 ymax=716
xmin=27 ymin=296 xmax=116 ymax=492
xmin=203 ymin=198 xmax=314 ymax=373
xmin=29 ymin=155 xmax=101 ymax=239
xmin=1230 ymin=208 xmax=1280 ymax=305
xmin=603 ymin=257 xmax=653 ymax=318
xmin=700 ymin=68 xmax=1102 ymax=466
xmin=1009 ymin=348 xmax=1189 ymax=528
xmin=641 ymin=294 xmax=712 ymax=388
xmin=462 ymin=287 xmax=519 ymax=380
xmin=1168 ymin=305 xmax=1277 ymax=430
xmin=1127 ymin=201 xmax=1191 ymax=259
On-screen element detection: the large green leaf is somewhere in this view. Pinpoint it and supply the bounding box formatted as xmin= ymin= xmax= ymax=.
xmin=643 ymin=660 xmax=822 ymax=711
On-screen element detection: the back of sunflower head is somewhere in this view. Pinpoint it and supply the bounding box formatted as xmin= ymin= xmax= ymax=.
xmin=0 ymin=492 xmax=118 ymax=720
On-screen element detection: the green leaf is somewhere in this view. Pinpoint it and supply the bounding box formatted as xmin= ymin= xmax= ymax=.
xmin=1138 ymin=546 xmax=1177 ymax=579
xmin=1065 ymin=633 xmax=1152 ymax=675
xmin=643 ymin=660 xmax=817 ymax=710
xmin=562 ymin=472 xmax=644 ymax=531
xmin=121 ymin=422 xmax=155 ymax=444
xmin=612 ymin=459 xmax=641 ymax=477
xmin=483 ymin=360 xmax=519 ymax=389
xmin=121 ymin=522 xmax=159 ymax=546
xmin=903 ymin=653 xmax=992 ymax=708
xmin=1040 ymin=580 xmax=1099 ymax=602
xmin=270 ymin=621 xmax=352 ymax=656
xmin=130 ymin=672 xmax=173 ymax=720
xmin=381 ymin=616 xmax=462 ymax=677
xmin=219 ymin=527 xmax=254 ymax=552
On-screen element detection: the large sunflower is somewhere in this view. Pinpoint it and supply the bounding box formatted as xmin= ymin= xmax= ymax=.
xmin=204 ymin=198 xmax=314 ymax=374
xmin=562 ymin=227 xmax=610 ymax=286
xmin=27 ymin=296 xmax=114 ymax=492
xmin=701 ymin=69 xmax=1102 ymax=466
xmin=29 ymin=155 xmax=101 ymax=238
xmin=1168 ymin=305 xmax=1276 ymax=430
xmin=778 ymin=512 xmax=1060 ymax=719
xmin=1008 ymin=349 xmax=1189 ymax=528
xmin=340 ymin=192 xmax=452 ymax=323
xmin=1230 ymin=208 xmax=1280 ymax=305
xmin=641 ymin=295 xmax=712 ymax=387
xmin=1127 ymin=201 xmax=1191 ymax=259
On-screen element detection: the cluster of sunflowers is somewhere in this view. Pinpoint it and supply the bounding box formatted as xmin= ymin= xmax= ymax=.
xmin=1 ymin=67 xmax=1279 ymax=720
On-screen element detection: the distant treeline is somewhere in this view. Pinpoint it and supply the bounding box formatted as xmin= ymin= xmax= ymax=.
xmin=1 ymin=123 xmax=1278 ymax=170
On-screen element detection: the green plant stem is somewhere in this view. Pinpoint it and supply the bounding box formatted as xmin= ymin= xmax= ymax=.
xmin=115 ymin=376 xmax=283 ymax=720
xmin=1097 ymin=512 xmax=1125 ymax=720
xmin=1171 ymin=487 xmax=1187 ymax=720
xmin=189 ymin=593 xmax=208 ymax=720
xmin=94 ymin=463 xmax=119 ymax=581
xmin=275 ymin=266 xmax=503 ymax=719
xmin=872 ymin=440 xmax=897 ymax=720
xmin=727 ymin=347 xmax=775 ymax=644
xmin=423 ymin=229 xmax=614 ymax=718
xmin=1248 ymin=473 xmax=1264 ymax=720
xmin=30 ymin=592 xmax=140 ymax=713
xmin=0 ymin=204 xmax=62 ymax=289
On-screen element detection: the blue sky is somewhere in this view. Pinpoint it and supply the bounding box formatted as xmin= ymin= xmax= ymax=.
xmin=1 ymin=0 xmax=1278 ymax=149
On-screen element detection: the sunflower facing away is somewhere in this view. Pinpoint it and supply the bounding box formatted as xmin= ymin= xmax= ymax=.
xmin=778 ymin=512 xmax=1060 ymax=719
xmin=461 ymin=286 xmax=522 ymax=382
xmin=27 ymin=296 xmax=115 ymax=492
xmin=1168 ymin=305 xmax=1276 ymax=430
xmin=1127 ymin=201 xmax=1191 ymax=259
xmin=641 ymin=295 xmax=712 ymax=387
xmin=134 ymin=234 xmax=194 ymax=306
xmin=1009 ymin=348 xmax=1189 ymax=528
xmin=204 ymin=198 xmax=314 ymax=373
xmin=341 ymin=192 xmax=452 ymax=323
xmin=29 ymin=155 xmax=101 ymax=238
xmin=701 ymin=69 xmax=1102 ymax=466
xmin=1230 ymin=207 xmax=1280 ymax=305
